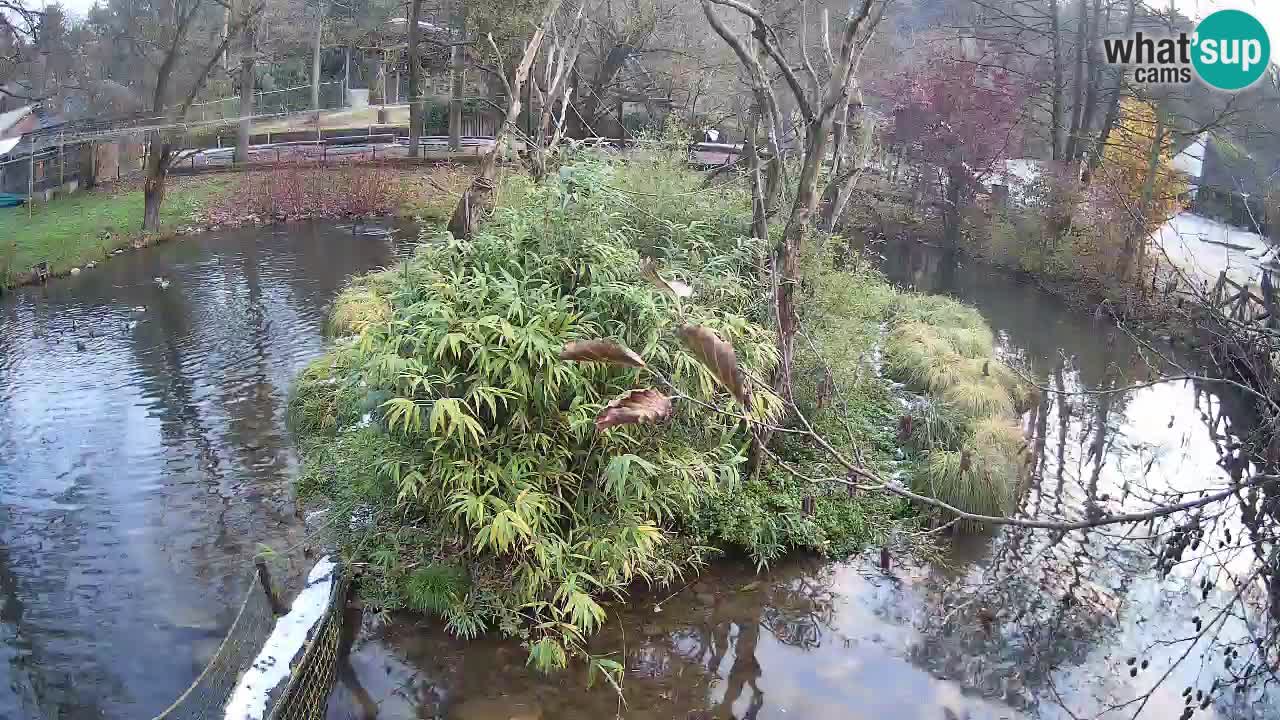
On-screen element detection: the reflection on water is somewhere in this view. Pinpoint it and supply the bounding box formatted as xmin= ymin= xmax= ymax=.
xmin=334 ymin=559 xmax=1020 ymax=720
xmin=0 ymin=222 xmax=405 ymax=719
xmin=328 ymin=239 xmax=1274 ymax=720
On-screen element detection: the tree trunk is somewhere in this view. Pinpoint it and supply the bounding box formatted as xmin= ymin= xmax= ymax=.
xmin=943 ymin=165 xmax=964 ymax=249
xmin=448 ymin=0 xmax=465 ymax=151
xmin=312 ymin=0 xmax=324 ymax=134
xmin=774 ymin=120 xmax=833 ymax=398
xmin=1049 ymin=0 xmax=1064 ymax=162
xmin=818 ymin=98 xmax=863 ymax=231
xmin=143 ymin=137 xmax=168 ymax=232
xmin=1064 ymin=0 xmax=1087 ymax=163
xmin=1075 ymin=0 xmax=1103 ymax=163
xmin=235 ymin=12 xmax=256 ymax=165
xmin=1087 ymin=0 xmax=1134 ymax=179
xmin=1120 ymin=108 xmax=1164 ymax=280
xmin=744 ymin=110 xmax=768 ymax=241
xmin=407 ymin=0 xmax=423 ymax=157
xmin=449 ymin=44 xmax=464 ymax=150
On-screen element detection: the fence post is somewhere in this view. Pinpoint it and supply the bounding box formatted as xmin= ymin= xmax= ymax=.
xmin=27 ymin=147 xmax=34 ymax=219
xmin=255 ymin=559 xmax=288 ymax=616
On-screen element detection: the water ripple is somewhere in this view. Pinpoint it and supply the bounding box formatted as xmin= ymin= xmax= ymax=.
xmin=0 ymin=221 xmax=408 ymax=719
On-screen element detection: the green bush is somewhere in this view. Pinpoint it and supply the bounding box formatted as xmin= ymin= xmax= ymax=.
xmin=708 ymin=250 xmax=914 ymax=567
xmin=293 ymin=150 xmax=782 ymax=669
xmin=291 ymin=147 xmax=1009 ymax=666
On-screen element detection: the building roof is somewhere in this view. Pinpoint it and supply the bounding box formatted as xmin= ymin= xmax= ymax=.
xmin=0 ymin=105 xmax=34 ymax=136
xmin=1200 ymin=132 xmax=1280 ymax=197
xmin=1171 ymin=132 xmax=1208 ymax=179
xmin=0 ymin=136 xmax=20 ymax=157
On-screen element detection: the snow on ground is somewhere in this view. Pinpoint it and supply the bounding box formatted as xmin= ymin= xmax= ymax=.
xmin=1149 ymin=211 xmax=1274 ymax=288
xmin=224 ymin=556 xmax=338 ymax=720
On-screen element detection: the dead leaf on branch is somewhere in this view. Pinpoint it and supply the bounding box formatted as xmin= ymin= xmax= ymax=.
xmin=640 ymin=258 xmax=694 ymax=299
xmin=560 ymin=340 xmax=646 ymax=368
xmin=677 ymin=325 xmax=750 ymax=408
xmin=595 ymin=388 xmax=673 ymax=430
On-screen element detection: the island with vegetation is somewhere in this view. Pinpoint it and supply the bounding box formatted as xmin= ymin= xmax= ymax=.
xmin=288 ymin=141 xmax=1031 ymax=672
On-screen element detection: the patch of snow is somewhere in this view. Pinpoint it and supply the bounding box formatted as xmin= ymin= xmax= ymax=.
xmin=223 ymin=556 xmax=338 ymax=720
xmin=1171 ymin=132 xmax=1207 ymax=180
xmin=348 ymin=505 xmax=375 ymax=531
xmin=343 ymin=413 xmax=373 ymax=433
xmin=1002 ymin=159 xmax=1044 ymax=186
xmin=1150 ymin=211 xmax=1273 ymax=287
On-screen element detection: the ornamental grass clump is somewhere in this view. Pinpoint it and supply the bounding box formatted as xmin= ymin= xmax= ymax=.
xmin=884 ymin=293 xmax=1031 ymax=531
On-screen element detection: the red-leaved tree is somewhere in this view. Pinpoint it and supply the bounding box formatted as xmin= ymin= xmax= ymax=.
xmin=884 ymin=54 xmax=1030 ymax=247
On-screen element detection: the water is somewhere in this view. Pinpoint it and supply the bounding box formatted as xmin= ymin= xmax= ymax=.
xmin=329 ymin=239 xmax=1275 ymax=720
xmin=0 ymin=227 xmax=1272 ymax=719
xmin=0 ymin=222 xmax=406 ymax=719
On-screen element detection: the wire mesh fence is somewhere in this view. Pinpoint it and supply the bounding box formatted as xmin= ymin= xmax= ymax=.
xmin=151 ymin=571 xmax=279 ymax=720
xmin=190 ymin=82 xmax=347 ymax=124
xmin=146 ymin=562 xmax=349 ymax=720
xmin=268 ymin=569 xmax=351 ymax=720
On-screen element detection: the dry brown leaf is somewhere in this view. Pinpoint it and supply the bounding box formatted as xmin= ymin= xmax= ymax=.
xmin=677 ymin=325 xmax=750 ymax=408
xmin=559 ymin=340 xmax=646 ymax=368
xmin=640 ymin=258 xmax=694 ymax=299
xmin=595 ymin=388 xmax=673 ymax=430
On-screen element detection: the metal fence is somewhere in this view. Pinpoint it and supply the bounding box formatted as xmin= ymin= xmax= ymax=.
xmin=0 ymin=142 xmax=86 ymax=197
xmin=190 ymin=82 xmax=348 ymax=124
xmin=150 ymin=563 xmax=350 ymax=720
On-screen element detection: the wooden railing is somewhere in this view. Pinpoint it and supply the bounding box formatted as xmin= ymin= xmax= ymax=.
xmin=1207 ymin=270 xmax=1277 ymax=325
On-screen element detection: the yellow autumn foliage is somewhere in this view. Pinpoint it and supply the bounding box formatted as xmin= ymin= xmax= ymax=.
xmin=1097 ymin=98 xmax=1189 ymax=233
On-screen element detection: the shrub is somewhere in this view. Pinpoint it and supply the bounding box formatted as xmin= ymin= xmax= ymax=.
xmin=292 ymin=150 xmax=782 ymax=670
xmin=704 ymin=249 xmax=914 ymax=567
xmin=217 ymin=165 xmax=409 ymax=221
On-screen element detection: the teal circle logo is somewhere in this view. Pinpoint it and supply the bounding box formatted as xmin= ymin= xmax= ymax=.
xmin=1192 ymin=10 xmax=1270 ymax=91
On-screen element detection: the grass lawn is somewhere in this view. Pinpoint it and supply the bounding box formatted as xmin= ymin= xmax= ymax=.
xmin=0 ymin=176 xmax=231 ymax=287
xmin=251 ymin=106 xmax=411 ymax=134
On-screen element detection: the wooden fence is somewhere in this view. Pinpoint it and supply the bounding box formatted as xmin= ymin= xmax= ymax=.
xmin=1207 ymin=270 xmax=1278 ymax=327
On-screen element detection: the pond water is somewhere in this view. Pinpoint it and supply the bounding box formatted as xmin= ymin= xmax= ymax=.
xmin=0 ymin=222 xmax=408 ymax=719
xmin=0 ymin=225 xmax=1272 ymax=719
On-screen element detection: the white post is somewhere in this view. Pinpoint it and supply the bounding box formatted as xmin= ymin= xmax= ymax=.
xmin=28 ymin=145 xmax=34 ymax=219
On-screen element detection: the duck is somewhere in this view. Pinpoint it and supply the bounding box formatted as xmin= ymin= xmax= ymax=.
xmin=153 ymin=277 xmax=171 ymax=289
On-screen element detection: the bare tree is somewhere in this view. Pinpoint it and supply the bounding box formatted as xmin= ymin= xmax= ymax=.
xmin=448 ymin=0 xmax=566 ymax=239
xmin=700 ymin=0 xmax=882 ymax=399
xmin=529 ymin=1 xmax=590 ymax=179
xmin=406 ymin=0 xmax=424 ymax=157
xmin=142 ymin=0 xmax=264 ymax=231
